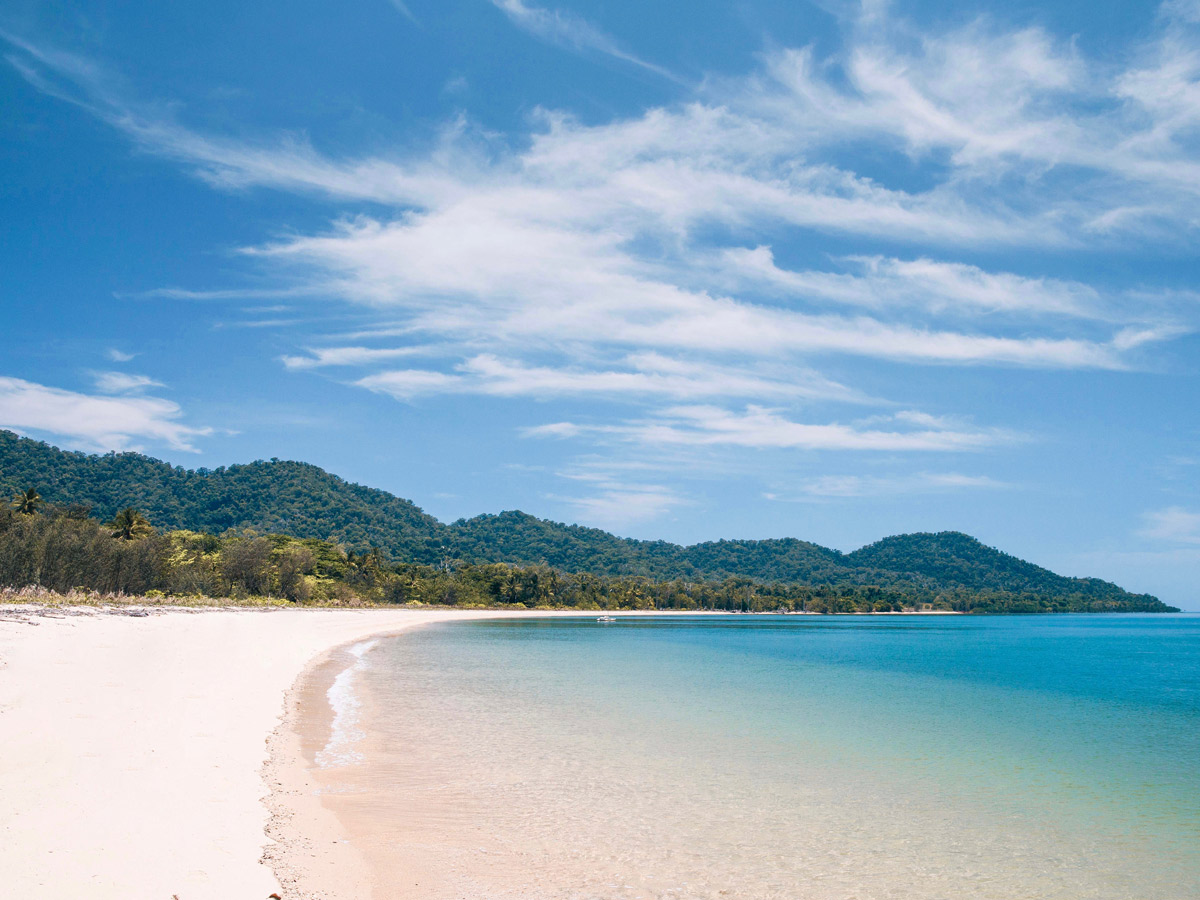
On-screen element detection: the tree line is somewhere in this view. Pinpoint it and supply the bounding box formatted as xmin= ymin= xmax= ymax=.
xmin=1 ymin=429 xmax=1167 ymax=608
xmin=0 ymin=490 xmax=1177 ymax=613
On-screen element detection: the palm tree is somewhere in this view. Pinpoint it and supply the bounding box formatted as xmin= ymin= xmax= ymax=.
xmin=108 ymin=507 xmax=154 ymax=540
xmin=11 ymin=487 xmax=41 ymax=515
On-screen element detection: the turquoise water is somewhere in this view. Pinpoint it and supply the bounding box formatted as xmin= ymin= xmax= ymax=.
xmin=331 ymin=614 xmax=1200 ymax=899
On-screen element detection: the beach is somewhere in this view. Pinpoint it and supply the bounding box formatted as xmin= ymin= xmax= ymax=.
xmin=4 ymin=608 xmax=1197 ymax=900
xmin=0 ymin=605 xmax=526 ymax=899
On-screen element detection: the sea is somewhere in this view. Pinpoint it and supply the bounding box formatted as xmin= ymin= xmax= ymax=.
xmin=309 ymin=614 xmax=1200 ymax=899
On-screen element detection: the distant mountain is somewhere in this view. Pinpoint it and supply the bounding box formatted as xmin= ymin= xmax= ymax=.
xmin=0 ymin=429 xmax=1169 ymax=610
xmin=846 ymin=532 xmax=1127 ymax=598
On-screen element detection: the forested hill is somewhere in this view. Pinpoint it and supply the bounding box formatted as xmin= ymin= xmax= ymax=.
xmin=0 ymin=430 xmax=1166 ymax=608
xmin=0 ymin=430 xmax=448 ymax=561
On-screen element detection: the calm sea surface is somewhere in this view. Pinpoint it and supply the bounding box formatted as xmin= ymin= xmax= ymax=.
xmin=320 ymin=614 xmax=1200 ymax=899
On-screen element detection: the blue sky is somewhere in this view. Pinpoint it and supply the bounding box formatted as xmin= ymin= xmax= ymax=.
xmin=2 ymin=0 xmax=1198 ymax=607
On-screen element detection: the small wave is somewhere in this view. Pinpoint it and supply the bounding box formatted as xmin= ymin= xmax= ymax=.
xmin=315 ymin=639 xmax=378 ymax=769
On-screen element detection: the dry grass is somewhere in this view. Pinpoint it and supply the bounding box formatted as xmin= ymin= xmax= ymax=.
xmin=0 ymin=585 xmax=290 ymax=609
xmin=0 ymin=585 xmax=469 ymax=611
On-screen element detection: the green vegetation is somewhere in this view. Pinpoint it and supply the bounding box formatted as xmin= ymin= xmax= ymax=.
xmin=0 ymin=504 xmax=1175 ymax=612
xmin=0 ymin=430 xmax=1177 ymax=613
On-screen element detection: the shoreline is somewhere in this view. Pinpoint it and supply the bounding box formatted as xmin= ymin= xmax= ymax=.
xmin=262 ymin=640 xmax=379 ymax=900
xmin=263 ymin=609 xmax=729 ymax=899
xmin=0 ymin=604 xmax=698 ymax=899
xmin=5 ymin=604 xmax=1167 ymax=899
xmin=263 ymin=616 xmax=488 ymax=900
xmin=0 ymin=604 xmax=536 ymax=899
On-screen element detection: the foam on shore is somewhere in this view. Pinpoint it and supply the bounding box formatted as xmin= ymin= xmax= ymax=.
xmin=316 ymin=638 xmax=379 ymax=769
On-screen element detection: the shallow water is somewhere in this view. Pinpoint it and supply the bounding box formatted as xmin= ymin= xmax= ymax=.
xmin=316 ymin=614 xmax=1200 ymax=899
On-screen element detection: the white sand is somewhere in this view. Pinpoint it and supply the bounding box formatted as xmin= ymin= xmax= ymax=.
xmin=0 ymin=606 xmax=512 ymax=900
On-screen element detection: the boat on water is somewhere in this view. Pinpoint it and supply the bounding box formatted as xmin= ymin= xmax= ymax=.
xmin=596 ymin=615 xmax=617 ymax=623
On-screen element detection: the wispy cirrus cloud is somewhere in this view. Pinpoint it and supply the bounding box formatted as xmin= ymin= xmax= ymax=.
xmin=386 ymin=0 xmax=419 ymax=26
xmin=4 ymin=3 xmax=1198 ymax=516
xmin=357 ymin=354 xmax=868 ymax=402
xmin=0 ymin=377 xmax=210 ymax=452
xmin=1140 ymin=506 xmax=1200 ymax=544
xmin=129 ymin=286 xmax=314 ymax=301
xmin=718 ymin=249 xmax=1112 ymax=320
xmin=1162 ymin=0 xmax=1200 ymax=23
xmin=551 ymin=481 xmax=685 ymax=527
xmin=281 ymin=345 xmax=427 ymax=370
xmin=539 ymin=457 xmax=691 ymax=528
xmin=247 ymin=215 xmax=1144 ymax=370
xmin=744 ymin=10 xmax=1200 ymax=209
xmin=91 ymin=371 xmax=165 ymax=394
xmin=524 ymin=406 xmax=1016 ymax=452
xmin=765 ymin=471 xmax=1012 ymax=501
xmin=489 ymin=0 xmax=680 ymax=82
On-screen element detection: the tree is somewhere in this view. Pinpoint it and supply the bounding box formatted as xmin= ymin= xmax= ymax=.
xmin=108 ymin=508 xmax=154 ymax=541
xmin=277 ymin=547 xmax=316 ymax=602
xmin=220 ymin=536 xmax=273 ymax=595
xmin=11 ymin=487 xmax=41 ymax=515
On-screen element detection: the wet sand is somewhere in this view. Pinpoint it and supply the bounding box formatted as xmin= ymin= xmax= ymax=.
xmin=264 ymin=610 xmax=717 ymax=899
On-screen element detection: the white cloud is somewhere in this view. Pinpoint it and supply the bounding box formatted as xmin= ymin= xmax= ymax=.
xmin=0 ymin=377 xmax=211 ymax=452
xmin=355 ymin=368 xmax=461 ymax=398
xmin=131 ymin=286 xmax=312 ymax=301
xmin=751 ymin=28 xmax=1086 ymax=168
xmin=442 ymin=75 xmax=468 ymax=96
xmin=386 ymin=0 xmax=418 ymax=25
xmin=542 ymin=457 xmax=696 ymax=527
xmin=489 ymin=0 xmax=679 ymax=81
xmin=91 ymin=371 xmax=165 ymax=394
xmin=767 ymin=471 xmax=1010 ymax=500
xmin=9 ymin=6 xmax=1200 ymax=243
xmin=105 ymin=348 xmax=136 ymax=362
xmin=280 ymin=346 xmax=425 ymax=370
xmin=355 ymin=353 xmax=867 ymax=402
xmin=549 ymin=481 xmax=684 ymax=527
xmin=747 ymin=13 xmax=1200 ymax=203
xmin=1140 ymin=506 xmax=1200 ymax=544
xmin=719 ymin=248 xmax=1113 ymax=319
xmin=525 ymin=405 xmax=1015 ymax=452
xmin=1162 ymin=0 xmax=1200 ymax=23
xmin=4 ymin=6 xmax=1198 ymax=469
xmin=247 ymin=212 xmax=1139 ymax=371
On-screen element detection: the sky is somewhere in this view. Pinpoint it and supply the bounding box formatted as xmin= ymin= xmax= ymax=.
xmin=1 ymin=0 xmax=1198 ymax=608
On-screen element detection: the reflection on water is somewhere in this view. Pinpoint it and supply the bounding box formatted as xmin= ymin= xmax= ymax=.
xmin=313 ymin=614 xmax=1200 ymax=899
